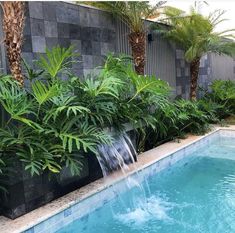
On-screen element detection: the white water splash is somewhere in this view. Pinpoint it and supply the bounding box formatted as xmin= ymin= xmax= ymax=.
xmin=115 ymin=196 xmax=173 ymax=226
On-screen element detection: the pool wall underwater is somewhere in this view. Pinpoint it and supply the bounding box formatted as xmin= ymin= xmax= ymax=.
xmin=1 ymin=127 xmax=235 ymax=233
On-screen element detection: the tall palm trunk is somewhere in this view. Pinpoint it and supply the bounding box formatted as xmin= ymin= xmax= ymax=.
xmin=128 ymin=32 xmax=146 ymax=75
xmin=1 ymin=2 xmax=25 ymax=86
xmin=189 ymin=57 xmax=200 ymax=101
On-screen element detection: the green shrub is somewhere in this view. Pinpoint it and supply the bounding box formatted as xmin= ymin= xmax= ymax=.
xmin=175 ymin=99 xmax=211 ymax=134
xmin=203 ymin=80 xmax=235 ymax=119
xmin=0 ymin=47 xmax=113 ymax=176
xmin=1 ymin=47 xmax=233 ymax=180
xmin=142 ymin=98 xmax=211 ymax=151
xmin=0 ymin=48 xmax=170 ymax=177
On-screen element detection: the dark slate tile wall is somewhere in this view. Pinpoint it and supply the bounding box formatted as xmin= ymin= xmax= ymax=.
xmin=0 ymin=2 xmax=233 ymax=97
xmin=198 ymin=54 xmax=212 ymax=93
xmin=22 ymin=2 xmax=116 ymax=77
xmin=175 ymin=50 xmax=212 ymax=99
xmin=175 ymin=49 xmax=190 ymax=99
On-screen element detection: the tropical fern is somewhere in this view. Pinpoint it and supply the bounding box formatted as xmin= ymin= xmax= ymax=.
xmin=22 ymin=58 xmax=44 ymax=82
xmin=31 ymin=80 xmax=59 ymax=105
xmin=57 ymin=123 xmax=112 ymax=153
xmin=38 ymin=46 xmax=78 ymax=80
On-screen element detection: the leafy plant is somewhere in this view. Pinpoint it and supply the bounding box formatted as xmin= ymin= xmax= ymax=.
xmin=201 ymin=80 xmax=235 ymax=120
xmin=1 ymin=45 xmax=231 ymax=186
xmin=82 ymin=1 xmax=166 ymax=74
xmin=154 ymin=4 xmax=235 ymax=100
xmin=0 ymin=47 xmax=114 ymax=178
xmin=22 ymin=58 xmax=44 ymax=83
xmin=38 ymin=46 xmax=77 ymax=81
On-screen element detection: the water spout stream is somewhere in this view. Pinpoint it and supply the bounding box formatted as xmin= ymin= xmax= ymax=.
xmin=96 ymin=133 xmax=151 ymax=212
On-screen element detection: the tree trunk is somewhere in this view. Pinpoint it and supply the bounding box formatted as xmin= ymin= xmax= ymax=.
xmin=128 ymin=32 xmax=146 ymax=75
xmin=189 ymin=57 xmax=200 ymax=101
xmin=1 ymin=2 xmax=25 ymax=86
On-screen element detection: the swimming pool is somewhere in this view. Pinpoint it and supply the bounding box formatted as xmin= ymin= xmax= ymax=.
xmin=21 ymin=129 xmax=235 ymax=233
xmin=56 ymin=135 xmax=235 ymax=233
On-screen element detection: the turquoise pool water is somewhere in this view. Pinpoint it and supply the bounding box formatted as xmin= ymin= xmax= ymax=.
xmin=57 ymin=138 xmax=235 ymax=233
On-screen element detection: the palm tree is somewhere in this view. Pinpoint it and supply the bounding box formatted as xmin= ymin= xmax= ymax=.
xmin=1 ymin=2 xmax=25 ymax=86
xmin=157 ymin=6 xmax=235 ymax=100
xmin=82 ymin=1 xmax=165 ymax=75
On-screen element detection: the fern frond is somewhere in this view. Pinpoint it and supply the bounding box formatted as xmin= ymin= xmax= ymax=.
xmin=32 ymin=80 xmax=59 ymax=105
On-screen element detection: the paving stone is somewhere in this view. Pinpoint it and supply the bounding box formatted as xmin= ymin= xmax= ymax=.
xmin=101 ymin=42 xmax=115 ymax=56
xmin=69 ymin=24 xmax=81 ymax=40
xmin=67 ymin=8 xmax=80 ymax=23
xmin=22 ymin=35 xmax=32 ymax=53
xmin=32 ymin=36 xmax=46 ymax=53
xmin=81 ymin=27 xmax=92 ymax=40
xmin=101 ymin=28 xmax=115 ymax=42
xmin=92 ymin=42 xmax=101 ymax=55
xmin=23 ymin=17 xmax=31 ymax=36
xmin=176 ymin=85 xmax=182 ymax=95
xmin=81 ymin=40 xmax=92 ymax=55
xmin=45 ymin=21 xmax=58 ymax=38
xmin=185 ymin=67 xmax=190 ymax=77
xmin=58 ymin=38 xmax=71 ymax=48
xmin=90 ymin=27 xmax=101 ymax=42
xmin=176 ymin=67 xmax=181 ymax=77
xmin=72 ymin=59 xmax=83 ymax=70
xmin=99 ymin=12 xmax=115 ymax=29
xmin=79 ymin=6 xmax=91 ymax=27
xmin=43 ymin=2 xmax=57 ymax=21
xmin=56 ymin=5 xmax=69 ymax=23
xmin=30 ymin=18 xmax=45 ymax=37
xmin=21 ymin=52 xmax=35 ymax=68
xmin=29 ymin=2 xmax=43 ymax=19
xmin=46 ymin=37 xmax=59 ymax=49
xmin=176 ymin=49 xmax=184 ymax=59
xmin=71 ymin=40 xmax=81 ymax=53
xmin=88 ymin=12 xmax=101 ymax=28
xmin=82 ymin=55 xmax=93 ymax=69
xmin=92 ymin=55 xmax=104 ymax=67
xmin=57 ymin=23 xmax=70 ymax=38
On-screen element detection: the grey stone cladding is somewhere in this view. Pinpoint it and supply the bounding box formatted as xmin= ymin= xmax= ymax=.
xmin=0 ymin=2 xmax=235 ymax=97
xmin=21 ymin=2 xmax=116 ymax=77
xmin=175 ymin=49 xmax=190 ymax=99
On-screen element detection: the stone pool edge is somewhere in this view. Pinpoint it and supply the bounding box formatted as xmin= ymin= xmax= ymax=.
xmin=0 ymin=125 xmax=235 ymax=233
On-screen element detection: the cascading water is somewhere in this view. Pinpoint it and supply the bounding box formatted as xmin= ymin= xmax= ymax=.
xmin=96 ymin=132 xmax=155 ymax=221
xmin=97 ymin=133 xmax=137 ymax=177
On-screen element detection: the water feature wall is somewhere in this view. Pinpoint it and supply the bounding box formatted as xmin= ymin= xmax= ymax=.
xmin=96 ymin=132 xmax=152 ymax=220
xmin=0 ymin=130 xmax=137 ymax=219
xmin=97 ymin=133 xmax=137 ymax=176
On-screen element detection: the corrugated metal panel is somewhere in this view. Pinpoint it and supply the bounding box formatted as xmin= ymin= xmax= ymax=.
xmin=115 ymin=20 xmax=176 ymax=89
xmin=116 ymin=20 xmax=131 ymax=55
xmin=146 ymin=34 xmax=176 ymax=87
xmin=210 ymin=53 xmax=235 ymax=81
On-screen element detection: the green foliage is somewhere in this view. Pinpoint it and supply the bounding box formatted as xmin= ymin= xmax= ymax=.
xmin=1 ymin=46 xmax=233 ymax=184
xmin=142 ymin=97 xmax=212 ymax=151
xmin=81 ymin=1 xmax=165 ymax=33
xmin=201 ymin=80 xmax=235 ymax=119
xmin=174 ymin=99 xmax=211 ymax=134
xmin=22 ymin=58 xmax=44 ymax=82
xmin=38 ymin=46 xmax=77 ymax=80
xmin=31 ymin=80 xmax=59 ymax=105
xmin=155 ymin=6 xmax=235 ymax=62
xmin=0 ymin=48 xmax=170 ymax=179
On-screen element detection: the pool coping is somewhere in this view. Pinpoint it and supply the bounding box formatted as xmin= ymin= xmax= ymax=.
xmin=1 ymin=125 xmax=235 ymax=233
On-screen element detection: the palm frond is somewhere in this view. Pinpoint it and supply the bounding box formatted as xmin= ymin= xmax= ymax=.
xmin=81 ymin=1 xmax=164 ymax=33
xmin=157 ymin=5 xmax=235 ymax=62
xmin=38 ymin=46 xmax=78 ymax=80
xmin=32 ymin=80 xmax=59 ymax=105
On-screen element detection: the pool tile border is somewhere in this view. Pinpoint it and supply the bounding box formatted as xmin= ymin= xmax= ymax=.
xmin=1 ymin=126 xmax=235 ymax=233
